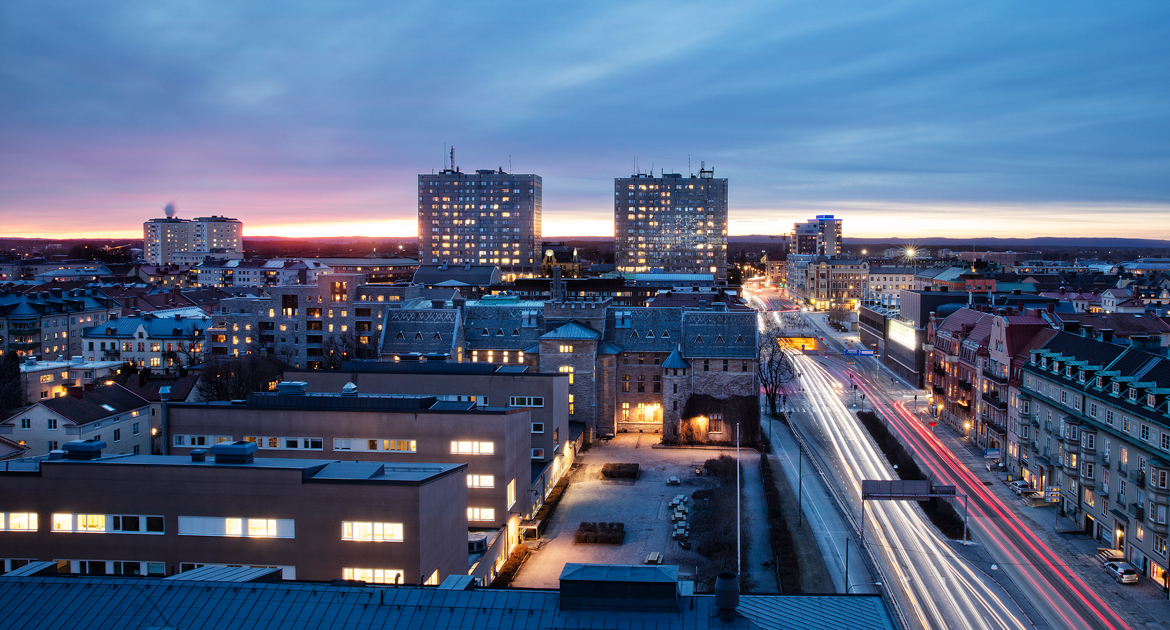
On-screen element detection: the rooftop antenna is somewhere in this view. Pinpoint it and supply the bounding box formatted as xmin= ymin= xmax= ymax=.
xmin=688 ymin=154 xmax=692 ymax=176
xmin=450 ymin=146 xmax=455 ymax=171
xmin=509 ymin=154 xmax=512 ymax=173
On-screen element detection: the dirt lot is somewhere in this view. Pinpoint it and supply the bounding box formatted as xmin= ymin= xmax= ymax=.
xmin=511 ymin=432 xmax=762 ymax=589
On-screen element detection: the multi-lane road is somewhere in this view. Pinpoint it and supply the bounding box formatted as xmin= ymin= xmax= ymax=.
xmin=748 ymin=288 xmax=1130 ymax=630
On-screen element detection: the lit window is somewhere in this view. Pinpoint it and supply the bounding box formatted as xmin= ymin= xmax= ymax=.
xmin=343 ymin=568 xmax=404 ymax=584
xmin=467 ymin=475 xmax=495 ymax=488
xmin=467 ymin=508 xmax=495 ymax=521
xmin=1 ymin=512 xmax=38 ymax=531
xmin=248 ymin=518 xmax=278 ymax=537
xmin=226 ymin=518 xmax=243 ymax=536
xmin=342 ymin=521 xmax=404 ymax=542
xmin=451 ymin=441 xmax=494 ymax=455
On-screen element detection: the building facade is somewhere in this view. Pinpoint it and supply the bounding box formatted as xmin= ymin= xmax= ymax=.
xmin=0 ymin=385 xmax=150 ymax=457
xmin=82 ymin=314 xmax=209 ymax=369
xmin=1015 ymin=334 xmax=1170 ymax=589
xmin=0 ymin=440 xmax=467 ymax=584
xmin=166 ymin=390 xmax=530 ymax=532
xmin=418 ymin=167 xmax=542 ymax=277
xmin=614 ymin=169 xmax=728 ymax=281
xmin=0 ymin=288 xmax=120 ymax=359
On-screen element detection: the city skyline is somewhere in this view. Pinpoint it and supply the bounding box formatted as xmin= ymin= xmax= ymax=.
xmin=2 ymin=2 xmax=1168 ymax=240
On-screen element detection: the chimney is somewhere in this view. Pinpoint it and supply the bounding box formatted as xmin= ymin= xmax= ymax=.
xmin=1046 ymin=303 xmax=1055 ymax=313
xmin=430 ymin=299 xmax=446 ymax=309
xmin=452 ymin=297 xmax=466 ymax=313
xmin=67 ymin=386 xmax=85 ymax=399
xmin=1100 ymin=328 xmax=1114 ymax=343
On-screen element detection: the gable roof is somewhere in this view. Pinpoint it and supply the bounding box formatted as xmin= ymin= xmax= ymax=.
xmin=540 ymin=321 xmax=600 ymax=341
xmin=37 ymin=385 xmax=149 ymax=426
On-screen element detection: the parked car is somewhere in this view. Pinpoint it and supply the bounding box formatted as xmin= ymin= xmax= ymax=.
xmin=1104 ymin=561 xmax=1139 ymax=584
xmin=1008 ymin=480 xmax=1031 ymax=495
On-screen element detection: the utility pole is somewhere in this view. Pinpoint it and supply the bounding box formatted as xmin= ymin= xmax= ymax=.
xmin=736 ymin=422 xmax=741 ymax=578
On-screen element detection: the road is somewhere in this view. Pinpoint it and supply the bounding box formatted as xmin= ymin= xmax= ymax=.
xmin=788 ymin=349 xmax=1031 ymax=630
xmin=751 ymin=287 xmax=1131 ymax=630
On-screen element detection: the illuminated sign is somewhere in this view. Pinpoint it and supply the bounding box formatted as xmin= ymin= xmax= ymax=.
xmin=888 ymin=319 xmax=917 ymax=350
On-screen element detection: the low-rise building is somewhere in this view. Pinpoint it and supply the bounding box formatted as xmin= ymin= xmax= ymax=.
xmin=19 ymin=356 xmax=124 ymax=404
xmin=0 ymin=439 xmax=467 ymax=583
xmin=865 ymin=266 xmax=915 ymax=309
xmin=0 ymin=385 xmax=150 ymax=457
xmin=82 ymin=314 xmax=209 ymax=369
xmin=166 ymin=387 xmax=530 ymax=532
xmin=289 ymin=362 xmax=574 ymax=502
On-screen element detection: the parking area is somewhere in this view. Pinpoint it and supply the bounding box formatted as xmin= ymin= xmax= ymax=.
xmin=511 ymin=433 xmax=759 ymax=589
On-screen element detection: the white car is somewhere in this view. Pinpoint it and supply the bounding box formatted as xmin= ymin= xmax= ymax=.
xmin=1104 ymin=561 xmax=1139 ymax=584
xmin=1008 ymin=480 xmax=1031 ymax=495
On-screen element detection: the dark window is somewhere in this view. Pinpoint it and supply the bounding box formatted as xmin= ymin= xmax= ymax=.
xmin=704 ymin=360 xmax=710 ymax=372
xmin=723 ymin=360 xmax=728 ymax=372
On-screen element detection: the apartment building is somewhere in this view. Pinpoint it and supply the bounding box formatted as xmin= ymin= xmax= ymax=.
xmin=418 ymin=166 xmax=542 ymax=277
xmin=204 ymin=274 xmax=418 ymax=368
xmin=0 ymin=288 xmax=120 ymax=359
xmin=614 ymin=169 xmax=728 ymax=281
xmin=790 ymin=215 xmax=842 ymax=257
xmin=166 ymin=388 xmax=530 ymax=531
xmin=144 ymin=211 xmax=242 ymax=266
xmin=802 ymin=257 xmax=868 ymax=309
xmin=82 ymin=314 xmax=208 ymax=369
xmin=195 ymin=259 xmax=331 ymax=288
xmin=0 ymin=385 xmax=150 ymax=457
xmin=866 ymin=266 xmax=916 ymax=309
xmin=0 ymin=439 xmax=467 ymax=583
xmin=1016 ymin=334 xmax=1170 ymax=588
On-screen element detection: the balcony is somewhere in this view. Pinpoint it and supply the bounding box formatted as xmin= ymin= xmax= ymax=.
xmin=933 ymin=365 xmax=947 ymax=377
xmin=932 ymin=385 xmax=946 ymax=397
xmin=984 ymin=371 xmax=1008 ymax=386
xmin=1131 ymin=470 xmax=1146 ymax=488
xmin=957 ymin=379 xmax=973 ymax=392
xmin=8 ymin=340 xmax=41 ymax=351
xmin=8 ymin=321 xmax=40 ymax=333
xmin=100 ymin=349 xmax=120 ymax=360
xmin=1129 ymin=503 xmax=1145 ymax=521
xmin=983 ymin=393 xmax=1009 ymax=411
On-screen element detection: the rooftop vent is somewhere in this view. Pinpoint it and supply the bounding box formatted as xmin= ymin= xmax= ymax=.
xmin=714 ymin=572 xmax=740 ymax=623
xmin=341 ymin=382 xmax=358 ymax=396
xmin=275 ymin=381 xmax=308 ymax=395
xmin=189 ymin=448 xmax=208 ymax=462
xmin=62 ymin=439 xmax=107 ymax=460
xmin=210 ymin=441 xmax=258 ymax=464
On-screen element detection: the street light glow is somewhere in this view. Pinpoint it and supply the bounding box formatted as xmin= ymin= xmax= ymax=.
xmin=906 ymin=248 xmax=917 ymax=258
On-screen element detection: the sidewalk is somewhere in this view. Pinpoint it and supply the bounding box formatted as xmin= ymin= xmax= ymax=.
xmin=741 ymin=455 xmax=780 ymax=592
xmin=764 ymin=413 xmax=871 ymax=594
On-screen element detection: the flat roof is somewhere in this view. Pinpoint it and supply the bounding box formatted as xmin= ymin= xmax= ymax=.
xmin=171 ymin=393 xmax=529 ymax=415
xmin=24 ymin=455 xmax=464 ymax=485
xmin=0 ymin=575 xmax=897 ymax=630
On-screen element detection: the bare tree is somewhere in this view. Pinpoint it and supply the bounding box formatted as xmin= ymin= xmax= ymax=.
xmin=825 ymin=305 xmax=852 ymax=326
xmin=321 ymin=331 xmax=358 ymax=369
xmin=758 ymin=317 xmax=796 ymax=416
xmin=196 ymin=354 xmax=286 ymax=401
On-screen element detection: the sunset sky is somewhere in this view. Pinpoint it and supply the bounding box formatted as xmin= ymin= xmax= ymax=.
xmin=1 ymin=2 xmax=1168 ymax=240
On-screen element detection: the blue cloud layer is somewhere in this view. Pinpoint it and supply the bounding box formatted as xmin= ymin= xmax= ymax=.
xmin=1 ymin=1 xmax=1167 ymax=235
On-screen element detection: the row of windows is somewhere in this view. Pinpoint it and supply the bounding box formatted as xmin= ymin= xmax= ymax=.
xmin=334 ymin=438 xmax=417 ymax=453
xmin=51 ymin=513 xmax=165 ymax=534
xmin=175 ymin=435 xmax=501 ymax=458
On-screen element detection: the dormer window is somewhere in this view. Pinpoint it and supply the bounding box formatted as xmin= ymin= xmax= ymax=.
xmin=1129 ymin=388 xmax=1137 ymax=402
xmin=1065 ymin=365 xmax=1072 ymax=378
xmin=1078 ymin=370 xmax=1085 ymax=382
xmin=1097 ymin=376 xmax=1104 ymax=388
xmin=1150 ymin=394 xmax=1158 ymax=408
xmin=1031 ymin=354 xmax=1038 ymax=365
xmin=1112 ymin=382 xmax=1121 ymax=395
xmin=1041 ymin=357 xmax=1048 ymax=368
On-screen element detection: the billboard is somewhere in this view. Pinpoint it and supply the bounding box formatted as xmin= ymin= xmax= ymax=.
xmin=888 ymin=319 xmax=918 ymax=351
